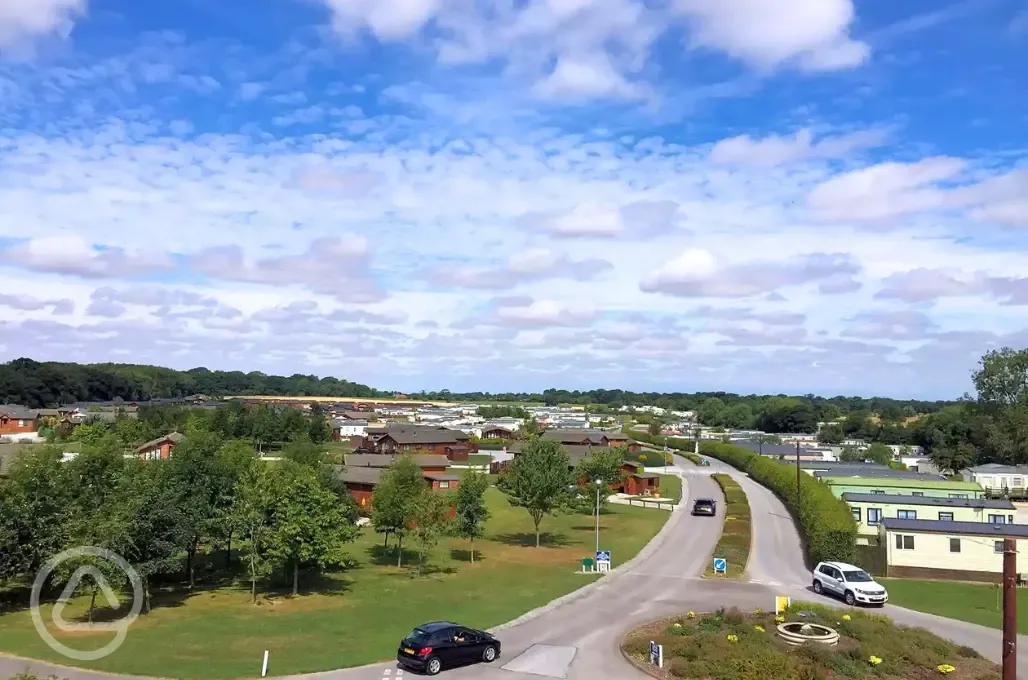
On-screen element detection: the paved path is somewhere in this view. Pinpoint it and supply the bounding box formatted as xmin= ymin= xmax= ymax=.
xmin=4 ymin=454 xmax=1028 ymax=679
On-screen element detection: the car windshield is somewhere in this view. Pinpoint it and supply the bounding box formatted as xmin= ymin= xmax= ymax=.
xmin=696 ymin=500 xmax=714 ymax=506
xmin=405 ymin=628 xmax=434 ymax=645
xmin=842 ymin=570 xmax=873 ymax=582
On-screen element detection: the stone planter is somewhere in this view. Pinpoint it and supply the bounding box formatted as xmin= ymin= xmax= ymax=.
xmin=776 ymin=622 xmax=840 ymax=647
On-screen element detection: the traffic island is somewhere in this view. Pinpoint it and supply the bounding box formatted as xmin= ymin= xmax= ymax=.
xmin=703 ymin=473 xmax=751 ymax=579
xmin=620 ymin=602 xmax=998 ymax=680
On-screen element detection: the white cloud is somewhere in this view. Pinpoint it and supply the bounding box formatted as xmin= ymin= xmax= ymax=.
xmin=0 ymin=0 xmax=85 ymax=56
xmin=0 ymin=233 xmax=174 ymax=279
xmin=710 ymin=128 xmax=887 ymax=166
xmin=672 ymin=0 xmax=869 ymax=72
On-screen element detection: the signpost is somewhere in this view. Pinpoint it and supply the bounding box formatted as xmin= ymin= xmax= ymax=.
xmin=649 ymin=641 xmax=663 ymax=669
xmin=581 ymin=557 xmax=594 ymax=573
xmin=712 ymin=557 xmax=727 ymax=575
xmin=596 ymin=550 xmax=611 ymax=573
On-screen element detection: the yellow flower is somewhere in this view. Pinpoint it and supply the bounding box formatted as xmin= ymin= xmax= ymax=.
xmin=869 ymin=656 xmax=883 ymax=666
xmin=774 ymin=615 xmax=785 ymax=623
xmin=727 ymin=634 xmax=739 ymax=643
xmin=686 ymin=610 xmax=695 ymax=619
xmin=842 ymin=614 xmax=851 ymax=621
xmin=673 ymin=623 xmax=682 ymax=628
xmin=937 ymin=664 xmax=955 ymax=674
xmin=754 ymin=625 xmax=765 ymax=632
xmin=754 ymin=608 xmax=763 ymax=615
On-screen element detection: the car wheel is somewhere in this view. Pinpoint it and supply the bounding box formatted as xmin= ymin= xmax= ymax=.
xmin=426 ymin=657 xmax=442 ymax=676
xmin=483 ymin=645 xmax=497 ymax=663
xmin=844 ymin=591 xmax=856 ymax=606
xmin=812 ymin=580 xmax=823 ymax=595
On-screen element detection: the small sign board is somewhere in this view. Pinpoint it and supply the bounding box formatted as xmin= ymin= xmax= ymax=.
xmin=775 ymin=595 xmax=791 ymax=614
xmin=712 ymin=557 xmax=727 ymax=574
xmin=649 ymin=641 xmax=663 ymax=668
xmin=596 ymin=550 xmax=611 ymax=562
xmin=581 ymin=557 xmax=594 ymax=573
xmin=597 ymin=561 xmax=610 ymax=573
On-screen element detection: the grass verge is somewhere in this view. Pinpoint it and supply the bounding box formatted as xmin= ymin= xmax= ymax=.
xmin=622 ymin=602 xmax=996 ymax=680
xmin=0 ymin=489 xmax=669 ymax=679
xmin=703 ymin=474 xmax=751 ymax=579
xmin=881 ymin=578 xmax=1028 ymax=634
xmin=660 ymin=474 xmax=682 ymax=504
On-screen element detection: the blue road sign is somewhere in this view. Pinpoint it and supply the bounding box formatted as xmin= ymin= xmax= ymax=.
xmin=596 ymin=550 xmax=611 ymax=562
xmin=713 ymin=557 xmax=727 ymax=573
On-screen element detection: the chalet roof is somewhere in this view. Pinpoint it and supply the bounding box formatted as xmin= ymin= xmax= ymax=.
xmin=541 ymin=429 xmax=610 ymax=445
xmin=424 ymin=472 xmax=463 ymax=482
xmin=842 ymin=493 xmax=1015 ymax=509
xmin=135 ymin=432 xmax=185 ymax=453
xmin=0 ymin=404 xmax=38 ymax=419
xmin=333 ymin=465 xmax=383 ymax=486
xmin=381 ymin=425 xmax=470 ymax=445
xmin=345 ymin=453 xmax=451 ymax=469
xmin=881 ymin=517 xmax=1028 ymax=538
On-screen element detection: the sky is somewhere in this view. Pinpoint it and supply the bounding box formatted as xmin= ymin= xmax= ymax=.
xmin=0 ymin=0 xmax=1025 ymax=400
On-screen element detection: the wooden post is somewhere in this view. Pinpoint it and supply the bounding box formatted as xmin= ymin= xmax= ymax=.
xmin=1003 ymin=538 xmax=1017 ymax=680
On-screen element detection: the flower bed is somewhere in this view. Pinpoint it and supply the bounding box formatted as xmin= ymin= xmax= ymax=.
xmin=621 ymin=602 xmax=998 ymax=680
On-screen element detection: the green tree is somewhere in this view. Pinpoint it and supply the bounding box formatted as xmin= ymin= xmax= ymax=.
xmin=573 ymin=446 xmax=625 ymax=512
xmin=866 ymin=442 xmax=893 ymax=466
xmin=817 ymin=424 xmax=845 ymax=445
xmin=452 ymin=470 xmax=490 ymax=563
xmin=972 ymin=348 xmax=1028 ymax=464
xmin=698 ymin=398 xmax=727 ymax=427
xmin=410 ymin=489 xmax=452 ymax=577
xmin=265 ymin=463 xmax=359 ymax=595
xmin=0 ymin=446 xmax=71 ymax=580
xmin=839 ymin=445 xmax=863 ymax=462
xmin=371 ymin=456 xmax=428 ymax=566
xmin=522 ymin=418 xmax=540 ymax=438
xmin=281 ymin=438 xmax=324 ymax=467
xmin=232 ymin=459 xmax=276 ymax=603
xmin=931 ymin=442 xmax=977 ymax=475
xmin=496 ymin=439 xmax=574 ymax=547
xmin=723 ymin=402 xmax=754 ymax=429
xmin=647 ymin=421 xmax=661 ymax=436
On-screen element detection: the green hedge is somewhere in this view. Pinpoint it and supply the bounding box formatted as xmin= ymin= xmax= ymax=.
xmin=634 ymin=431 xmax=857 ymax=565
xmin=704 ymin=473 xmax=751 ymax=579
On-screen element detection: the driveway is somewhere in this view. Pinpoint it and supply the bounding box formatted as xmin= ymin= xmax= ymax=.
xmin=3 ymin=454 xmax=1027 ymax=679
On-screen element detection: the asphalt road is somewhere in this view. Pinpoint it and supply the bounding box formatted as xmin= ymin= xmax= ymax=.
xmin=4 ymin=454 xmax=1028 ymax=680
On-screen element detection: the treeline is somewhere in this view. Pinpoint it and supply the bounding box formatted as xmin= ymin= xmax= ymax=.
xmin=0 ymin=358 xmax=383 ymax=409
xmin=476 ymin=405 xmax=531 ymax=419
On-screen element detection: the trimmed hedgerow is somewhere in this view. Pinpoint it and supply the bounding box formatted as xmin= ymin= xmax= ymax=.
xmin=633 ymin=431 xmax=857 ymax=565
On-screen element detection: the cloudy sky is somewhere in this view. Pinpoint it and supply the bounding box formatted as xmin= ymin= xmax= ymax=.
xmin=0 ymin=0 xmax=1025 ymax=399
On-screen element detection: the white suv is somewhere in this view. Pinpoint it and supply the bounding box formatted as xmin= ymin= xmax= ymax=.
xmin=812 ymin=561 xmax=888 ymax=607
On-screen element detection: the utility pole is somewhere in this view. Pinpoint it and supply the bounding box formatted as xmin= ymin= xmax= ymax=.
xmin=594 ymin=480 xmax=602 ymax=554
xmin=1003 ymin=537 xmax=1017 ymax=680
xmin=796 ymin=441 xmax=801 ymax=502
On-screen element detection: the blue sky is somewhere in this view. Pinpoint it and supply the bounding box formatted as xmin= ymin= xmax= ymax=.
xmin=0 ymin=0 xmax=1025 ymax=399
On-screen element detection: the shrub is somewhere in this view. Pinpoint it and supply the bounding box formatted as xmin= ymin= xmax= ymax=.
xmin=958 ymin=645 xmax=982 ymax=658
xmin=723 ymin=606 xmax=744 ymax=625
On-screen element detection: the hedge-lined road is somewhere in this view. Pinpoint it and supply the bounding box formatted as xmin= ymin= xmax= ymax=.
xmin=4 ymin=455 xmax=1028 ymax=680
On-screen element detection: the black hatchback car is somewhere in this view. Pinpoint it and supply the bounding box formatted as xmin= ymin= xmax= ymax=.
xmin=397 ymin=621 xmax=501 ymax=675
xmin=692 ymin=498 xmax=717 ymax=516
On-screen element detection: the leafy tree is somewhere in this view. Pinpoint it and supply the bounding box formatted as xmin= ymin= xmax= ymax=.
xmin=972 ymin=348 xmax=1028 ymax=464
xmin=866 ymin=442 xmax=893 ymax=466
xmin=281 ymin=438 xmax=324 ymax=467
xmin=371 ymin=456 xmax=427 ymax=566
xmin=0 ymin=446 xmax=71 ymax=579
xmin=496 ymin=439 xmax=574 ymax=547
xmin=818 ymin=424 xmax=845 ymax=445
xmin=452 ymin=470 xmax=490 ymax=563
xmin=698 ymin=398 xmax=727 ymax=427
xmin=232 ymin=459 xmax=276 ymax=603
xmin=839 ymin=445 xmax=863 ymax=462
xmin=72 ymin=422 xmax=112 ymax=447
xmin=757 ymin=398 xmax=819 ymax=434
xmin=647 ymin=421 xmax=661 ymax=436
xmin=723 ymin=402 xmax=754 ymax=429
xmin=265 ymin=463 xmax=359 ymax=595
xmin=522 ymin=418 xmax=540 ymax=438
xmin=410 ymin=489 xmax=452 ymax=577
xmin=931 ymin=442 xmax=977 ymax=475
xmin=118 ymin=460 xmax=191 ymax=612
xmin=573 ymin=446 xmax=625 ymax=512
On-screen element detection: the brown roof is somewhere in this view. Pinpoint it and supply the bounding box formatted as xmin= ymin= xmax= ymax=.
xmin=381 ymin=425 xmax=470 ymax=445
xmin=135 ymin=432 xmax=185 ymax=453
xmin=541 ymin=429 xmax=610 ymax=445
xmin=424 ymin=472 xmax=463 ymax=482
xmin=0 ymin=404 xmax=38 ymax=420
xmin=334 ymin=466 xmax=384 ymax=486
xmin=345 ymin=453 xmax=451 ymax=469
xmin=606 ymin=432 xmax=629 ymax=441
xmin=634 ymin=471 xmax=661 ymax=479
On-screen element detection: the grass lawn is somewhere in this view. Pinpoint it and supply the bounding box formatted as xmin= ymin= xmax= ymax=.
xmin=660 ymin=474 xmax=682 ymax=503
xmin=623 ymin=602 xmax=997 ymax=680
xmin=625 ymin=449 xmax=672 ymax=467
xmin=881 ymin=578 xmax=1028 ymax=634
xmin=0 ymin=489 xmax=669 ymax=679
xmin=704 ymin=474 xmax=751 ymax=579
xmin=465 ymin=453 xmax=494 ymax=466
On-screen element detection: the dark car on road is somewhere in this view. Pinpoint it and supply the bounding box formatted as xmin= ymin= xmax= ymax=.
xmin=397 ymin=621 xmax=501 ymax=675
xmin=692 ymin=498 xmax=717 ymax=516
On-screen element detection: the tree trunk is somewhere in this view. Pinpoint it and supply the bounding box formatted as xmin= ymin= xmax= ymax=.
xmin=88 ymin=585 xmax=98 ymax=624
xmin=383 ymin=531 xmax=389 ymax=548
xmin=469 ymin=537 xmax=475 ymax=564
xmin=143 ymin=580 xmax=152 ymax=614
xmin=396 ymin=535 xmax=403 ymax=567
xmin=186 ymin=541 xmax=197 ymax=589
xmin=225 ymin=529 xmax=233 ymax=569
xmin=292 ymin=561 xmax=299 ymax=596
xmin=534 ymin=516 xmax=542 ymax=547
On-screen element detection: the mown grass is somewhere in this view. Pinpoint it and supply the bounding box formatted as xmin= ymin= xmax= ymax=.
xmin=704 ymin=474 xmax=751 ymax=579
xmin=0 ymin=489 xmax=669 ymax=679
xmin=623 ymin=602 xmax=997 ymax=680
xmin=660 ymin=474 xmax=683 ymax=503
xmin=881 ymin=578 xmax=1028 ymax=634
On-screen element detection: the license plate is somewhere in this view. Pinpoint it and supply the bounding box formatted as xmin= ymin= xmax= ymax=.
xmin=403 ymin=648 xmax=414 ymax=655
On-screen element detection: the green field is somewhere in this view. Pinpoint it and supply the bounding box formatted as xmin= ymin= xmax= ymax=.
xmin=465 ymin=453 xmax=494 ymax=466
xmin=881 ymin=578 xmax=1028 ymax=633
xmin=0 ymin=489 xmax=670 ymax=678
